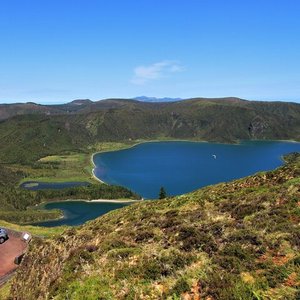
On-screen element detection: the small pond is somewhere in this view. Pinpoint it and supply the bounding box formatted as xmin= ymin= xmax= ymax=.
xmin=20 ymin=181 xmax=90 ymax=191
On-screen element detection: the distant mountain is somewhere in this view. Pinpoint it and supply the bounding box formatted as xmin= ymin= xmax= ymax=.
xmin=0 ymin=97 xmax=300 ymax=163
xmin=68 ymin=99 xmax=93 ymax=106
xmin=1 ymin=96 xmax=299 ymax=121
xmin=0 ymin=102 xmax=63 ymax=121
xmin=0 ymin=98 xmax=142 ymax=121
xmin=134 ymin=96 xmax=182 ymax=102
xmin=0 ymin=100 xmax=97 ymax=121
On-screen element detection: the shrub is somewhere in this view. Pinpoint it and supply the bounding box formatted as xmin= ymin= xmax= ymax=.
xmin=227 ymin=229 xmax=262 ymax=246
xmin=135 ymin=230 xmax=155 ymax=242
xmin=177 ymin=226 xmax=217 ymax=253
xmin=168 ymin=277 xmax=190 ymax=297
xmin=232 ymin=203 xmax=263 ymax=219
xmin=107 ymin=247 xmax=139 ymax=259
xmin=101 ymin=238 xmax=128 ymax=252
xmin=202 ymin=271 xmax=259 ymax=300
xmin=263 ymin=266 xmax=289 ymax=288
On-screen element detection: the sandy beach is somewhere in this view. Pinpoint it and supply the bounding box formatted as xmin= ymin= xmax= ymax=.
xmin=88 ymin=199 xmax=142 ymax=203
xmin=91 ymin=153 xmax=105 ymax=184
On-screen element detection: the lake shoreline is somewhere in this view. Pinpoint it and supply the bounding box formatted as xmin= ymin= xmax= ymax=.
xmin=91 ymin=139 xmax=300 ymax=198
xmin=90 ymin=138 xmax=219 ymax=184
xmin=46 ymin=198 xmax=142 ymax=204
xmin=90 ymin=138 xmax=300 ymax=184
xmin=30 ymin=197 xmax=142 ymax=226
xmin=90 ymin=154 xmax=105 ymax=184
xmin=32 ymin=198 xmax=141 ymax=227
xmin=34 ymin=198 xmax=142 ymax=210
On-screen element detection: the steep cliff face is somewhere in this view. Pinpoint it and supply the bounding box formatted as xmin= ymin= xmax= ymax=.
xmin=9 ymin=154 xmax=300 ymax=300
xmin=248 ymin=116 xmax=270 ymax=138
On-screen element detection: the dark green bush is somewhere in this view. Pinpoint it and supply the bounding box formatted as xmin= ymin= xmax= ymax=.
xmin=263 ymin=266 xmax=289 ymax=288
xmin=222 ymin=243 xmax=252 ymax=260
xmin=227 ymin=229 xmax=262 ymax=246
xmin=108 ymin=247 xmax=139 ymax=259
xmin=135 ymin=230 xmax=155 ymax=242
xmin=232 ymin=203 xmax=263 ymax=219
xmin=101 ymin=238 xmax=128 ymax=252
xmin=168 ymin=277 xmax=190 ymax=297
xmin=176 ymin=226 xmax=217 ymax=253
xmin=202 ymin=271 xmax=258 ymax=300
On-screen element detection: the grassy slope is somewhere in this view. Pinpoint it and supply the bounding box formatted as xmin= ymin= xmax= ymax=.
xmin=0 ymin=220 xmax=66 ymax=238
xmin=9 ymin=155 xmax=300 ymax=300
xmin=20 ymin=153 xmax=93 ymax=183
xmin=0 ymin=281 xmax=12 ymax=300
xmin=16 ymin=142 xmax=134 ymax=184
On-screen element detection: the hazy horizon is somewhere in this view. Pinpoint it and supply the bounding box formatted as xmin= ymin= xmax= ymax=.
xmin=1 ymin=95 xmax=300 ymax=106
xmin=1 ymin=1 xmax=300 ymax=104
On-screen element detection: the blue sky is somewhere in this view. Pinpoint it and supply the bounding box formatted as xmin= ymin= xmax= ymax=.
xmin=0 ymin=0 xmax=300 ymax=104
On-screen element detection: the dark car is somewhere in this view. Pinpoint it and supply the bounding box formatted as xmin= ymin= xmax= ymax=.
xmin=0 ymin=228 xmax=9 ymax=244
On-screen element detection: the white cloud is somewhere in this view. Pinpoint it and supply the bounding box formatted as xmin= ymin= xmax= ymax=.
xmin=131 ymin=60 xmax=184 ymax=85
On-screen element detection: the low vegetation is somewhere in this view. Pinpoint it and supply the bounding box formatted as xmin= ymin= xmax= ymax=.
xmin=0 ymin=281 xmax=12 ymax=300
xmin=19 ymin=152 xmax=94 ymax=184
xmin=0 ymin=220 xmax=66 ymax=238
xmin=8 ymin=153 xmax=300 ymax=299
xmin=0 ymin=164 xmax=139 ymax=224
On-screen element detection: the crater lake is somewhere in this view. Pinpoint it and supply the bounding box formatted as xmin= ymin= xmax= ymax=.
xmin=36 ymin=140 xmax=300 ymax=226
xmin=93 ymin=140 xmax=300 ymax=199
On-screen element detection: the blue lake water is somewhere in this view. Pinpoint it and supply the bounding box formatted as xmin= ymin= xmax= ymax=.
xmin=35 ymin=201 xmax=130 ymax=227
xmin=94 ymin=141 xmax=300 ymax=199
xmin=34 ymin=140 xmax=300 ymax=227
xmin=20 ymin=181 xmax=89 ymax=190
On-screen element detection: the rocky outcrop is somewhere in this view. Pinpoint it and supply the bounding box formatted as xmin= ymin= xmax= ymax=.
xmin=248 ymin=116 xmax=269 ymax=138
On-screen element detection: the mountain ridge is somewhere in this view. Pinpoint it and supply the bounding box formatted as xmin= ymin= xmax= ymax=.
xmin=1 ymin=97 xmax=299 ymax=121
xmin=0 ymin=98 xmax=300 ymax=164
xmin=134 ymin=96 xmax=183 ymax=102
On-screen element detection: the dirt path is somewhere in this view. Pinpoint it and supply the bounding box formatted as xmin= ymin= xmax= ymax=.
xmin=0 ymin=229 xmax=27 ymax=286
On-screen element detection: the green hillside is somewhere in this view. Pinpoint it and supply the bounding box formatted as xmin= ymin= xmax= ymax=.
xmin=0 ymin=165 xmax=139 ymax=224
xmin=9 ymin=154 xmax=300 ymax=300
xmin=1 ymin=98 xmax=300 ymax=164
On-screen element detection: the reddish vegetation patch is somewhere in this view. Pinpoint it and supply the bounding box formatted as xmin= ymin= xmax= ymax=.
xmin=0 ymin=230 xmax=27 ymax=277
xmin=284 ymin=272 xmax=300 ymax=287
xmin=182 ymin=281 xmax=202 ymax=300
xmin=271 ymin=255 xmax=290 ymax=266
xmin=257 ymin=251 xmax=294 ymax=267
